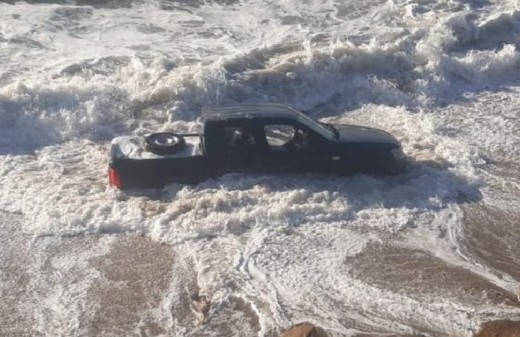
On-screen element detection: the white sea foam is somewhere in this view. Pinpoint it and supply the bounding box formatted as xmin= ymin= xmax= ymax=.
xmin=2 ymin=0 xmax=520 ymax=335
xmin=24 ymin=235 xmax=116 ymax=336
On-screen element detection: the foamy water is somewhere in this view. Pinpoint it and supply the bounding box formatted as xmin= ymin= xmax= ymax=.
xmin=1 ymin=0 xmax=520 ymax=336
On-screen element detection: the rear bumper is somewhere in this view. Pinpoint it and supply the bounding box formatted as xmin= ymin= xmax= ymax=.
xmin=109 ymin=157 xmax=208 ymax=189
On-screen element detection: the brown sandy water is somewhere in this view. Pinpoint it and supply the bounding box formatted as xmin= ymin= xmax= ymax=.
xmin=0 ymin=211 xmax=33 ymax=337
xmin=88 ymin=236 xmax=175 ymax=336
xmin=0 ymin=212 xmax=263 ymax=336
xmin=2 ymin=190 xmax=519 ymax=337
xmin=459 ymin=163 xmax=520 ymax=284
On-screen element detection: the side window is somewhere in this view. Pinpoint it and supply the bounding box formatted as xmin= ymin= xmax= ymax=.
xmin=223 ymin=126 xmax=255 ymax=152
xmin=264 ymin=124 xmax=295 ymax=147
xmin=264 ymin=125 xmax=295 ymax=150
xmin=264 ymin=124 xmax=315 ymax=151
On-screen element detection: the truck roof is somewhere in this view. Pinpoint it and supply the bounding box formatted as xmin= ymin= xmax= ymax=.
xmin=201 ymin=103 xmax=299 ymax=122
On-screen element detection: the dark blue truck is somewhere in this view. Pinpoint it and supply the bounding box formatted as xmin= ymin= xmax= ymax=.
xmin=108 ymin=104 xmax=407 ymax=189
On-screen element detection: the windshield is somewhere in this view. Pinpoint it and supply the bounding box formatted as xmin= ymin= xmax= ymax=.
xmin=290 ymin=108 xmax=336 ymax=140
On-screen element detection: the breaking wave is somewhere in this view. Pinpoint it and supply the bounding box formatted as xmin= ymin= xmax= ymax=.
xmin=1 ymin=5 xmax=520 ymax=152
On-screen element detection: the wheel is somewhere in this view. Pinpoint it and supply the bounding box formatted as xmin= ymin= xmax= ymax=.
xmin=145 ymin=132 xmax=186 ymax=155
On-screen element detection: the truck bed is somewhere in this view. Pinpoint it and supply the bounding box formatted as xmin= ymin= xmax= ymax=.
xmin=110 ymin=135 xmax=203 ymax=160
xmin=109 ymin=135 xmax=209 ymax=189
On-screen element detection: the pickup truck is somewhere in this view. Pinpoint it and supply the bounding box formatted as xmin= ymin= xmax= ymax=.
xmin=108 ymin=104 xmax=407 ymax=189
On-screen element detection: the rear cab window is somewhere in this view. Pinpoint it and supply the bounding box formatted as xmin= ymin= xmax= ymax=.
xmin=223 ymin=126 xmax=256 ymax=153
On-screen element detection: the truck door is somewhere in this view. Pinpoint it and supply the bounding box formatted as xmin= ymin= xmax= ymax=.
xmin=219 ymin=125 xmax=260 ymax=173
xmin=259 ymin=124 xmax=326 ymax=174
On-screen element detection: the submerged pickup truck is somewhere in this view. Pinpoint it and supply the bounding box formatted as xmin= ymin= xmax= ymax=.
xmin=109 ymin=104 xmax=407 ymax=189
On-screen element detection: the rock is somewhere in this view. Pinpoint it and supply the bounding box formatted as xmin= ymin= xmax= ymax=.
xmin=280 ymin=323 xmax=328 ymax=337
xmin=191 ymin=293 xmax=210 ymax=322
xmin=475 ymin=320 xmax=520 ymax=337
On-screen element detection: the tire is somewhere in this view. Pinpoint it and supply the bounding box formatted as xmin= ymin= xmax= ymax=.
xmin=145 ymin=132 xmax=186 ymax=155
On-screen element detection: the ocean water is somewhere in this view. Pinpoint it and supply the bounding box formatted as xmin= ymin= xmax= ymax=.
xmin=1 ymin=0 xmax=520 ymax=336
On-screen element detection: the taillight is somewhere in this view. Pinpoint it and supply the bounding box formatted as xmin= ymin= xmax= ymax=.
xmin=108 ymin=168 xmax=122 ymax=189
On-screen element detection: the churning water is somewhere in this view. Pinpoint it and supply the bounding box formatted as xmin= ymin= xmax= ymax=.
xmin=1 ymin=0 xmax=520 ymax=336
